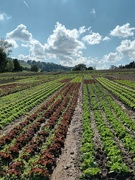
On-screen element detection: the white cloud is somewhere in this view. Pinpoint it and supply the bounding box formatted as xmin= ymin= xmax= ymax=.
xmin=0 ymin=12 xmax=11 ymax=21
xmin=30 ymin=39 xmax=45 ymax=58
xmin=78 ymin=26 xmax=88 ymax=35
xmin=91 ymin=52 xmax=123 ymax=69
xmin=17 ymin=54 xmax=32 ymax=61
xmin=102 ymin=36 xmax=110 ymax=41
xmin=82 ymin=32 xmax=102 ymax=45
xmin=6 ymin=24 xmax=32 ymax=42
xmin=21 ymin=43 xmax=29 ymax=48
xmin=7 ymin=22 xmax=127 ymax=69
xmin=110 ymin=23 xmax=135 ymax=38
xmin=116 ymin=39 xmax=135 ymax=60
xmin=101 ymin=52 xmax=122 ymax=63
xmin=7 ymin=23 xmax=88 ymax=65
xmin=6 ymin=39 xmax=18 ymax=48
xmin=44 ymin=22 xmax=86 ymax=65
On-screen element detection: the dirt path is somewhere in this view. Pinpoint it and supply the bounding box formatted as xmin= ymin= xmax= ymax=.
xmin=51 ymin=83 xmax=83 ymax=180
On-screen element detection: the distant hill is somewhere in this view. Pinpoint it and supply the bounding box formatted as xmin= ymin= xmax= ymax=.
xmin=19 ymin=60 xmax=72 ymax=72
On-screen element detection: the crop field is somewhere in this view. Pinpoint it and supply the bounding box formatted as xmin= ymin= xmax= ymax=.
xmin=0 ymin=70 xmax=135 ymax=180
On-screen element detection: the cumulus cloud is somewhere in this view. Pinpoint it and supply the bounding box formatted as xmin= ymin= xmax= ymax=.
xmin=44 ymin=22 xmax=86 ymax=65
xmin=0 ymin=12 xmax=11 ymax=21
xmin=101 ymin=52 xmax=122 ymax=63
xmin=6 ymin=39 xmax=18 ymax=48
xmin=82 ymin=32 xmax=102 ymax=45
xmin=110 ymin=23 xmax=135 ymax=38
xmin=6 ymin=24 xmax=32 ymax=42
xmin=17 ymin=54 xmax=34 ymax=61
xmin=6 ymin=23 xmax=89 ymax=65
xmin=7 ymin=22 xmax=123 ymax=68
xmin=30 ymin=39 xmax=45 ymax=58
xmin=116 ymin=39 xmax=135 ymax=60
xmin=92 ymin=52 xmax=123 ymax=69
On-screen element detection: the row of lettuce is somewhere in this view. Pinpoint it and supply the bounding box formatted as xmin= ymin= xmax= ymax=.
xmin=0 ymin=72 xmax=135 ymax=179
xmin=97 ymin=77 xmax=135 ymax=110
xmin=0 ymin=76 xmax=82 ymax=179
xmin=0 ymin=74 xmax=78 ymax=129
xmin=81 ymin=75 xmax=135 ymax=179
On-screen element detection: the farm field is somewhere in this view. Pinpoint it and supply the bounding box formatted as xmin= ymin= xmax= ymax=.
xmin=0 ymin=70 xmax=135 ymax=180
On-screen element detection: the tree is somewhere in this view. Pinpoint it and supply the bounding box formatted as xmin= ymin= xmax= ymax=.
xmin=0 ymin=48 xmax=7 ymax=72
xmin=30 ymin=64 xmax=39 ymax=72
xmin=5 ymin=58 xmax=14 ymax=72
xmin=13 ymin=59 xmax=22 ymax=72
xmin=87 ymin=66 xmax=94 ymax=70
xmin=72 ymin=64 xmax=87 ymax=71
xmin=0 ymin=39 xmax=13 ymax=72
xmin=0 ymin=38 xmax=12 ymax=55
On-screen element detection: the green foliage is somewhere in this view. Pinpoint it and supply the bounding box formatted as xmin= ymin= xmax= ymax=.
xmin=0 ymin=38 xmax=12 ymax=55
xmin=5 ymin=58 xmax=14 ymax=72
xmin=87 ymin=66 xmax=94 ymax=70
xmin=72 ymin=64 xmax=87 ymax=71
xmin=72 ymin=64 xmax=94 ymax=71
xmin=13 ymin=59 xmax=23 ymax=72
xmin=97 ymin=77 xmax=135 ymax=110
xmin=0 ymin=80 xmax=63 ymax=127
xmin=31 ymin=64 xmax=39 ymax=72
xmin=119 ymin=61 xmax=135 ymax=69
xmin=0 ymin=48 xmax=7 ymax=72
xmin=0 ymin=39 xmax=13 ymax=73
xmin=82 ymin=167 xmax=101 ymax=177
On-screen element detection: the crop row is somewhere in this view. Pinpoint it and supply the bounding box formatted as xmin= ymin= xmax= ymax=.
xmin=96 ymin=77 xmax=135 ymax=109
xmin=81 ymin=83 xmax=100 ymax=179
xmin=0 ymin=82 xmax=73 ymax=148
xmin=91 ymin=83 xmax=135 ymax=157
xmin=81 ymin=79 xmax=134 ymax=179
xmin=89 ymin=82 xmax=135 ymax=172
xmin=0 ymin=81 xmax=64 ymax=129
xmin=0 ymin=74 xmax=76 ymax=108
xmin=115 ymin=79 xmax=135 ymax=89
xmin=0 ymin=74 xmax=60 ymax=97
xmin=0 ymin=81 xmax=81 ymax=179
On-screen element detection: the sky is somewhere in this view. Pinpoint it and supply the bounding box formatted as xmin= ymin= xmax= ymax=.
xmin=0 ymin=0 xmax=135 ymax=69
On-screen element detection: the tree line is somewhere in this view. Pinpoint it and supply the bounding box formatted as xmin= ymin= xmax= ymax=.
xmin=110 ymin=61 xmax=135 ymax=70
xmin=0 ymin=39 xmax=40 ymax=72
xmin=0 ymin=39 xmax=95 ymax=73
xmin=0 ymin=48 xmax=22 ymax=72
xmin=0 ymin=39 xmax=23 ymax=72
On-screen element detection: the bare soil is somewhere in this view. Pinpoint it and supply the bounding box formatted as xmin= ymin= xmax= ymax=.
xmin=51 ymin=83 xmax=83 ymax=180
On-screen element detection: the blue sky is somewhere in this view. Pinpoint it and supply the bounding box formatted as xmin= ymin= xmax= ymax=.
xmin=0 ymin=0 xmax=135 ymax=69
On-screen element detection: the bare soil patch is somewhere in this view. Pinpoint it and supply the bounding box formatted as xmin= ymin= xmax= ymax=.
xmin=51 ymin=83 xmax=83 ymax=180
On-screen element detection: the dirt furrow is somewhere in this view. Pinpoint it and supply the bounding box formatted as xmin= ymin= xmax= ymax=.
xmin=51 ymin=83 xmax=83 ymax=180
